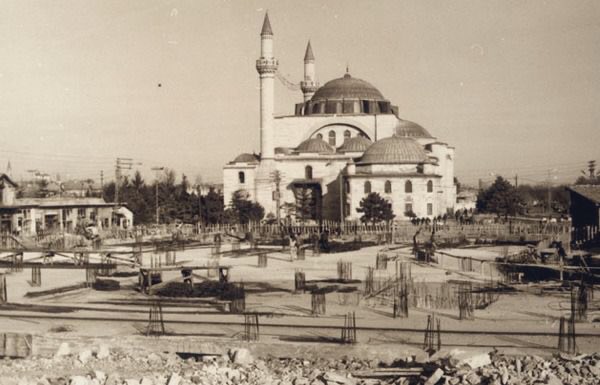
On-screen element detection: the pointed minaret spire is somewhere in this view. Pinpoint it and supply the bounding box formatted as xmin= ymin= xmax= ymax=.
xmin=256 ymin=12 xmax=278 ymax=159
xmin=301 ymin=40 xmax=319 ymax=102
xmin=5 ymin=160 xmax=11 ymax=177
xmin=261 ymin=11 xmax=273 ymax=36
xmin=304 ymin=40 xmax=315 ymax=62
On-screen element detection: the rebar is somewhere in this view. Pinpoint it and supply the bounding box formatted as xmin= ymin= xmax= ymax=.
xmin=341 ymin=311 xmax=357 ymax=344
xmin=229 ymin=283 xmax=246 ymax=313
xmin=311 ymin=291 xmax=326 ymax=316
xmin=257 ymin=253 xmax=268 ymax=268
xmin=294 ymin=270 xmax=306 ymax=293
xmin=146 ymin=301 xmax=165 ymax=336
xmin=244 ymin=313 xmax=259 ymax=341
xmin=458 ymin=282 xmax=474 ymax=320
xmin=30 ymin=266 xmax=41 ymax=287
xmin=337 ymin=260 xmax=352 ymax=282
xmin=423 ymin=313 xmax=441 ymax=355
xmin=376 ymin=252 xmax=388 ymax=270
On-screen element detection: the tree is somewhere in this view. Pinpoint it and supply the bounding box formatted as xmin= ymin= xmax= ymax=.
xmin=230 ymin=190 xmax=265 ymax=224
xmin=476 ymin=176 xmax=524 ymax=217
xmin=202 ymin=189 xmax=224 ymax=224
xmin=356 ymin=192 xmax=395 ymax=224
xmin=293 ymin=187 xmax=316 ymax=222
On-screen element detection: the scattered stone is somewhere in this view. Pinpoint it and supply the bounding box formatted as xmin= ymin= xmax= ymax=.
xmin=69 ymin=376 xmax=88 ymax=385
xmin=424 ymin=368 xmax=444 ymax=385
xmin=54 ymin=343 xmax=71 ymax=358
xmin=167 ymin=373 xmax=181 ymax=385
xmin=229 ymin=348 xmax=254 ymax=365
xmin=78 ymin=350 xmax=92 ymax=364
xmin=96 ymin=345 xmax=110 ymax=359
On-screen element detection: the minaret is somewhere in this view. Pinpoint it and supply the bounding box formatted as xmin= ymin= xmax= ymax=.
xmin=255 ymin=12 xmax=278 ymax=160
xmin=300 ymin=40 xmax=319 ymax=102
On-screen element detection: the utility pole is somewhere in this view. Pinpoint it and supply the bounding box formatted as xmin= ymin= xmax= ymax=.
xmin=100 ymin=170 xmax=104 ymax=198
xmin=151 ymin=167 xmax=164 ymax=225
xmin=271 ymin=170 xmax=282 ymax=222
xmin=115 ymin=158 xmax=141 ymax=204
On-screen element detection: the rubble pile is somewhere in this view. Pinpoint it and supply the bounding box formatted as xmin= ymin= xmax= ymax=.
xmin=0 ymin=342 xmax=597 ymax=385
xmin=425 ymin=349 xmax=600 ymax=385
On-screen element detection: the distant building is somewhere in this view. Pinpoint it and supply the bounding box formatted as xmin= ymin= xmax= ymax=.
xmin=223 ymin=13 xmax=457 ymax=221
xmin=0 ymin=174 xmax=132 ymax=235
xmin=455 ymin=189 xmax=477 ymax=212
xmin=567 ymin=185 xmax=600 ymax=227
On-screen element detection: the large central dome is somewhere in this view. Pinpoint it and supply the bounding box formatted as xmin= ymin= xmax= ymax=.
xmin=311 ymin=73 xmax=385 ymax=101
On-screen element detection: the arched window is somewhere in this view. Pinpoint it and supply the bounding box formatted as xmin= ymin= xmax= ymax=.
xmin=364 ymin=181 xmax=371 ymax=194
xmin=384 ymin=180 xmax=392 ymax=193
xmin=405 ymin=180 xmax=412 ymax=193
xmin=312 ymin=103 xmax=320 ymax=114
xmin=427 ymin=180 xmax=433 ymax=193
xmin=316 ymin=133 xmax=323 ymax=140
xmin=305 ymin=165 xmax=313 ymax=180
xmin=328 ymin=130 xmax=336 ymax=146
xmin=238 ymin=171 xmax=245 ymax=184
xmin=344 ymin=130 xmax=351 ymax=140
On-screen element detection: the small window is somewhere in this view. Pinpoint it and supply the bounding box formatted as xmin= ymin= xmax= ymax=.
xmin=405 ymin=180 xmax=412 ymax=193
xmin=305 ymin=165 xmax=313 ymax=179
xmin=344 ymin=130 xmax=351 ymax=140
xmin=417 ymin=164 xmax=424 ymax=173
xmin=312 ymin=103 xmax=320 ymax=114
xmin=384 ymin=180 xmax=392 ymax=193
xmin=362 ymin=100 xmax=370 ymax=113
xmin=427 ymin=180 xmax=433 ymax=193
xmin=316 ymin=133 xmax=323 ymax=140
xmin=238 ymin=171 xmax=245 ymax=184
xmin=405 ymin=203 xmax=413 ymax=215
xmin=344 ymin=180 xmax=350 ymax=193
xmin=328 ymin=130 xmax=336 ymax=147
xmin=427 ymin=203 xmax=433 ymax=216
xmin=364 ymin=181 xmax=371 ymax=194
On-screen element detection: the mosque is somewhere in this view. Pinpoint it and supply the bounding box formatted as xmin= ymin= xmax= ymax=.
xmin=223 ymin=13 xmax=457 ymax=222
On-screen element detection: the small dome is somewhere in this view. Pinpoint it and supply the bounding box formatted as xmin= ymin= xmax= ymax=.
xmin=394 ymin=119 xmax=433 ymax=138
xmin=296 ymin=138 xmax=335 ymax=154
xmin=337 ymin=136 xmax=372 ymax=153
xmin=232 ymin=153 xmax=260 ymax=163
xmin=311 ymin=73 xmax=385 ymax=101
xmin=358 ymin=136 xmax=429 ymax=165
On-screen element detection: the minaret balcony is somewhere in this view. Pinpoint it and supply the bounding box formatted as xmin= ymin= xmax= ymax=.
xmin=300 ymin=80 xmax=319 ymax=93
xmin=256 ymin=58 xmax=279 ymax=74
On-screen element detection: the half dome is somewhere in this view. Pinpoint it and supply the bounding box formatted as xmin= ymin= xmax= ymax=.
xmin=394 ymin=119 xmax=433 ymax=138
xmin=358 ymin=136 xmax=429 ymax=165
xmin=296 ymin=138 xmax=335 ymax=154
xmin=337 ymin=136 xmax=373 ymax=153
xmin=311 ymin=73 xmax=385 ymax=101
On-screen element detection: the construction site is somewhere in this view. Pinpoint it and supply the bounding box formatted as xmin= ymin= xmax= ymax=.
xmin=0 ymin=221 xmax=597 ymax=385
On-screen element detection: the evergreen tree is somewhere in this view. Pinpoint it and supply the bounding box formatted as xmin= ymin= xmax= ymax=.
xmin=476 ymin=176 xmax=524 ymax=217
xmin=230 ymin=190 xmax=264 ymax=224
xmin=356 ymin=192 xmax=395 ymax=224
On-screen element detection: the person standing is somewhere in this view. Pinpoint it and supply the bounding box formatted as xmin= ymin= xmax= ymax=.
xmin=289 ymin=234 xmax=297 ymax=261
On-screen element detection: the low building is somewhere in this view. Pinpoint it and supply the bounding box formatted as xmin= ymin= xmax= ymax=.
xmin=0 ymin=174 xmax=132 ymax=235
xmin=567 ymin=185 xmax=600 ymax=227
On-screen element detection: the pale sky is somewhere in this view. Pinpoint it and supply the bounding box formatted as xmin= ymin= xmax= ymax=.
xmin=1 ymin=0 xmax=599 ymax=186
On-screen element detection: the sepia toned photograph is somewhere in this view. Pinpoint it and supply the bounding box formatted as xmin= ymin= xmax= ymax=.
xmin=0 ymin=1 xmax=598 ymax=384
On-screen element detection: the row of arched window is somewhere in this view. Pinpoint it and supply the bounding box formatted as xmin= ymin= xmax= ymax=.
xmin=316 ymin=130 xmax=352 ymax=147
xmin=364 ymin=180 xmax=433 ymax=194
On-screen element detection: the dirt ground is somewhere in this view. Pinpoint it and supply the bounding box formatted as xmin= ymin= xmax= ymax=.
xmin=0 ymin=243 xmax=598 ymax=361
